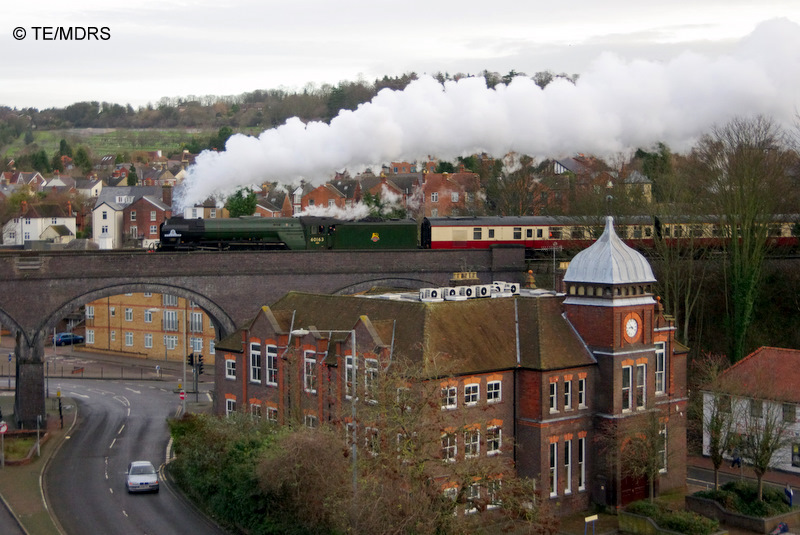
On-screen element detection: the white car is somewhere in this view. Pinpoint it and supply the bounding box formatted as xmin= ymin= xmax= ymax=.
xmin=126 ymin=461 xmax=159 ymax=493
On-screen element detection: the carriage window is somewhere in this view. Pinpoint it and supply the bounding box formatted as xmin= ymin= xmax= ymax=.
xmin=527 ymin=229 xmax=533 ymax=238
xmin=571 ymin=228 xmax=584 ymax=239
xmin=328 ymin=225 xmax=336 ymax=235
xmin=488 ymin=229 xmax=495 ymax=238
xmin=537 ymin=229 xmax=543 ymax=238
xmin=513 ymin=227 xmax=522 ymax=240
xmin=473 ymin=228 xmax=482 ymax=240
xmin=549 ymin=229 xmax=562 ymax=239
xmin=633 ymin=226 xmax=642 ymax=238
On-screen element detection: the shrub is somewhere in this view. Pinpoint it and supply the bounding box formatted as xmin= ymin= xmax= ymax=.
xmin=627 ymin=500 xmax=719 ymax=535
xmin=694 ymin=481 xmax=791 ymax=517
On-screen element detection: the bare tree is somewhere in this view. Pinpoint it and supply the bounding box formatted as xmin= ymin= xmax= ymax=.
xmin=689 ymin=115 xmax=797 ymax=362
xmin=693 ymin=353 xmax=741 ymax=489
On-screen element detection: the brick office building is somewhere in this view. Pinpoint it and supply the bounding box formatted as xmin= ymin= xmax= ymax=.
xmin=214 ymin=217 xmax=687 ymax=514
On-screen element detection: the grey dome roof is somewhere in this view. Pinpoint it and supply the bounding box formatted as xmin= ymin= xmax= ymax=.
xmin=563 ymin=217 xmax=656 ymax=285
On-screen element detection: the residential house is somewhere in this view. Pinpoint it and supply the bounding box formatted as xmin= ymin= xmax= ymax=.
xmin=702 ymin=347 xmax=800 ymax=474
xmin=122 ymin=195 xmax=172 ymax=249
xmin=92 ymin=186 xmax=163 ymax=249
xmin=360 ymin=173 xmax=423 ymax=216
xmin=214 ymin=217 xmax=687 ymax=514
xmin=2 ymin=201 xmax=76 ymax=246
xmin=301 ymin=179 xmax=361 ymax=213
xmin=75 ymin=178 xmax=104 ymax=199
xmin=421 ymin=172 xmax=482 ymax=217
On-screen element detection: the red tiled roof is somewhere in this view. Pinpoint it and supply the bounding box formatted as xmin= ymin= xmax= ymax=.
xmin=720 ymin=347 xmax=800 ymax=403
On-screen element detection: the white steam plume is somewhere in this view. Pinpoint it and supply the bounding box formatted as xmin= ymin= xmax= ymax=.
xmin=175 ymin=18 xmax=800 ymax=212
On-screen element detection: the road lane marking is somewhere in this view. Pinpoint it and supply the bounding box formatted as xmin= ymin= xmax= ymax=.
xmin=110 ymin=438 xmax=116 ymax=449
xmin=118 ymin=425 xmax=125 ymax=435
xmin=114 ymin=396 xmax=130 ymax=407
xmin=125 ymin=387 xmax=141 ymax=394
xmin=69 ymin=392 xmax=90 ymax=399
xmin=105 ymin=456 xmax=109 ymax=480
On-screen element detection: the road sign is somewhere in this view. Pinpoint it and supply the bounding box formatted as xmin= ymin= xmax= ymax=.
xmin=179 ymin=390 xmax=185 ymax=400
xmin=0 ymin=421 xmax=7 ymax=434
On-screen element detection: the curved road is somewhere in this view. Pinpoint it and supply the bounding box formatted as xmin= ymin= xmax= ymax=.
xmin=44 ymin=378 xmax=229 ymax=535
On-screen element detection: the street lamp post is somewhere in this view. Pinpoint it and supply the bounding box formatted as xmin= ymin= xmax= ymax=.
xmin=292 ymin=327 xmax=357 ymax=494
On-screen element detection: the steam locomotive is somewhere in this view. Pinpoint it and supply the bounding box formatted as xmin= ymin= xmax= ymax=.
xmin=158 ymin=214 xmax=800 ymax=254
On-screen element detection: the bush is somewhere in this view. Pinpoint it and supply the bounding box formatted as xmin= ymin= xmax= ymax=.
xmin=627 ymin=500 xmax=719 ymax=535
xmin=694 ymin=481 xmax=792 ymax=517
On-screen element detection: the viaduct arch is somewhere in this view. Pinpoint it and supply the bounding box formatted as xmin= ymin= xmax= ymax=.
xmin=0 ymin=246 xmax=526 ymax=427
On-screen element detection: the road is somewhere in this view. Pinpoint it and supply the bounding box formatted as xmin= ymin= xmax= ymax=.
xmin=43 ymin=378 xmax=229 ymax=535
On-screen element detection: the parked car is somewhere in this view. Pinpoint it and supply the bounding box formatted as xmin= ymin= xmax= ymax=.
xmin=53 ymin=333 xmax=84 ymax=346
xmin=126 ymin=461 xmax=159 ymax=493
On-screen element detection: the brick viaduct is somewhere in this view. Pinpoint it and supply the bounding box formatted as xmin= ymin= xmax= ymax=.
xmin=0 ymin=246 xmax=526 ymax=427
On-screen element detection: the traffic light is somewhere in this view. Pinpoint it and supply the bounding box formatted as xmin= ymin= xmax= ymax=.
xmin=187 ymin=353 xmax=194 ymax=366
xmin=197 ymin=354 xmax=204 ymax=375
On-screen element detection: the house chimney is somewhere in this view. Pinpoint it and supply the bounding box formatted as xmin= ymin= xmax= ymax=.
xmin=67 ymin=200 xmax=72 ymax=216
xmin=162 ymin=185 xmax=173 ymax=209
xmin=21 ymin=200 xmax=28 ymax=214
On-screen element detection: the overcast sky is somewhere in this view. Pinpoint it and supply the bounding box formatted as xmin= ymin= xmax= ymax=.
xmin=4 ymin=0 xmax=799 ymax=110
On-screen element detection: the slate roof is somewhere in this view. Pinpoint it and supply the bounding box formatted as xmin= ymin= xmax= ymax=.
xmin=223 ymin=291 xmax=597 ymax=377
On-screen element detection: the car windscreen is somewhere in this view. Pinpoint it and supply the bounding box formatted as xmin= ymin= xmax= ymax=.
xmin=130 ymin=465 xmax=155 ymax=475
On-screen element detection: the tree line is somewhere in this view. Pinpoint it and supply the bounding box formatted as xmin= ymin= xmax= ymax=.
xmin=0 ymin=69 xmax=574 ymax=136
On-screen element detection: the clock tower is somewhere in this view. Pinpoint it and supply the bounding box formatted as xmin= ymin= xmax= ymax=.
xmin=561 ymin=216 xmax=677 ymax=506
xmin=562 ymin=216 xmax=657 ymax=357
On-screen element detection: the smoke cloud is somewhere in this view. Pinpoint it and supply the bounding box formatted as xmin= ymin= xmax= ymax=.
xmin=175 ymin=18 xmax=800 ymax=212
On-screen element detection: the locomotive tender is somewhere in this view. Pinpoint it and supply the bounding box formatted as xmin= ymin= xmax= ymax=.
xmin=159 ymin=214 xmax=799 ymax=254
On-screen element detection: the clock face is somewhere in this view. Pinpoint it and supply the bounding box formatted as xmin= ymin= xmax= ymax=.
xmin=625 ymin=317 xmax=639 ymax=339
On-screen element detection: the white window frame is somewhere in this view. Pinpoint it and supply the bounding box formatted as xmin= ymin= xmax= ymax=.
xmin=266 ymin=344 xmax=278 ymax=386
xmin=250 ymin=403 xmax=262 ymax=420
xmin=87 ymin=330 xmax=95 ymax=344
xmin=85 ymin=306 xmax=94 ymax=319
xmin=304 ymin=414 xmax=317 ymax=428
xmin=578 ymin=437 xmax=586 ymax=491
xmin=564 ymin=380 xmax=572 ymax=410
xmin=636 ymin=363 xmax=646 ymax=409
xmin=451 ymin=192 xmax=459 ymax=203
xmin=622 ymin=366 xmax=632 ymax=411
xmin=487 ymin=380 xmax=501 ymax=403
xmin=659 ymin=423 xmax=668 ymax=473
xmin=266 ymin=407 xmax=278 ymax=422
xmin=431 ymin=192 xmax=439 ymax=203
xmin=487 ymin=426 xmax=501 ymax=456
xmin=365 ymin=358 xmax=378 ymax=400
xmin=226 ymin=398 xmax=236 ymax=416
xmin=124 ymin=308 xmax=133 ymax=322
xmin=144 ymin=333 xmax=153 ymax=348
xmin=191 ymin=337 xmax=203 ymax=352
xmin=190 ymin=311 xmax=203 ymax=332
xmin=578 ymin=378 xmax=587 ymax=408
xmin=249 ymin=342 xmax=261 ymax=383
xmin=564 ymin=439 xmax=573 ymax=495
xmin=345 ymin=355 xmax=355 ymax=399
xmin=549 ymin=441 xmax=558 ymax=497
xmin=549 ymin=382 xmax=558 ymax=413
xmin=441 ymin=433 xmax=456 ymax=462
xmin=304 ymin=350 xmax=317 ymax=393
xmin=144 ymin=310 xmax=153 ymax=323
xmin=225 ymin=359 xmax=236 ymax=379
xmin=655 ymin=342 xmax=666 ymax=394
xmin=464 ymin=383 xmax=479 ymax=405
xmin=441 ymin=386 xmax=457 ymax=410
xmin=125 ymin=332 xmax=133 ymax=347
xmin=464 ymin=429 xmax=480 ymax=458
